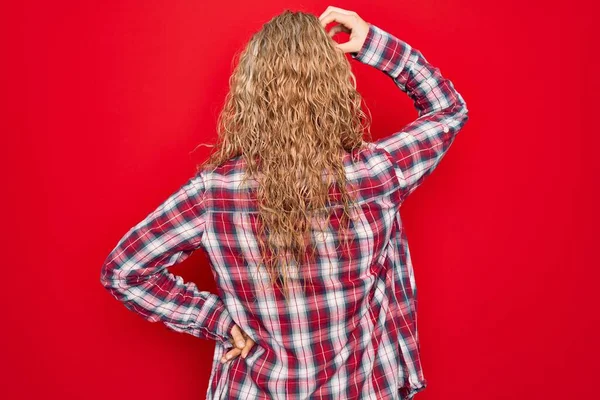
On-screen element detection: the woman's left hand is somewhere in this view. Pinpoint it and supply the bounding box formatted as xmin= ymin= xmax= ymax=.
xmin=221 ymin=324 xmax=256 ymax=363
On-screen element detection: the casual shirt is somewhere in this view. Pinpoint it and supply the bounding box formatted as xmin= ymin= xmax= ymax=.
xmin=100 ymin=23 xmax=469 ymax=400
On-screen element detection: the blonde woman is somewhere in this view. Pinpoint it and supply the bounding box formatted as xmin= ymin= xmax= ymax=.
xmin=100 ymin=6 xmax=469 ymax=399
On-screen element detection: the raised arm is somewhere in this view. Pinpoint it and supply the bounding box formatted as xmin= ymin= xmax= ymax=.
xmin=351 ymin=24 xmax=469 ymax=203
xmin=99 ymin=171 xmax=237 ymax=348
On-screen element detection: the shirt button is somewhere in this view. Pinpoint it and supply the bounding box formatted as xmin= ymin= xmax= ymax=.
xmin=442 ymin=125 xmax=449 ymax=133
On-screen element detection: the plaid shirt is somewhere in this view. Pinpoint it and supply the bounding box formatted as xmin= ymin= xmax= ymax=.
xmin=100 ymin=23 xmax=469 ymax=400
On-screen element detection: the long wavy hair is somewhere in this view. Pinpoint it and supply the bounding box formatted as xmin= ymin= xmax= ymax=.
xmin=195 ymin=9 xmax=372 ymax=300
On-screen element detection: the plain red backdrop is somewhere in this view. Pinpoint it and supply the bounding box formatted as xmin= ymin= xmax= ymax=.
xmin=1 ymin=0 xmax=597 ymax=399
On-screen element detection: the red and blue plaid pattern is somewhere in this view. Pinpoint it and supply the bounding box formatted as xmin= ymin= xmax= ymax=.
xmin=100 ymin=23 xmax=468 ymax=399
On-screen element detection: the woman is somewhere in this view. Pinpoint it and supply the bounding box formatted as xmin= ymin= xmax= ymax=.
xmin=100 ymin=6 xmax=469 ymax=399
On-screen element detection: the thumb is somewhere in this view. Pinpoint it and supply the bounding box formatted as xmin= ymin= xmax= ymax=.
xmin=230 ymin=324 xmax=246 ymax=349
xmin=335 ymin=38 xmax=361 ymax=53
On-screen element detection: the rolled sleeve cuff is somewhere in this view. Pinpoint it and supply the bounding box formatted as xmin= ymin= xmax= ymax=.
xmin=201 ymin=299 xmax=237 ymax=349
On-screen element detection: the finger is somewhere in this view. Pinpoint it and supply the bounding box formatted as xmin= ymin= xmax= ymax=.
xmin=318 ymin=5 xmax=331 ymax=20
xmin=320 ymin=11 xmax=356 ymax=30
xmin=230 ymin=325 xmax=246 ymax=349
xmin=335 ymin=37 xmax=362 ymax=53
xmin=319 ymin=6 xmax=354 ymax=21
xmin=221 ymin=347 xmax=242 ymax=363
xmin=241 ymin=338 xmax=255 ymax=359
xmin=327 ymin=24 xmax=350 ymax=37
xmin=319 ymin=8 xmax=356 ymax=28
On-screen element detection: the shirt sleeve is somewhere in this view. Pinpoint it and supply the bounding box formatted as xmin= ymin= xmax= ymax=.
xmin=99 ymin=170 xmax=237 ymax=349
xmin=351 ymin=24 xmax=470 ymax=203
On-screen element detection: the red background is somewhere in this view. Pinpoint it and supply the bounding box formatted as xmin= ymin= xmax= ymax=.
xmin=2 ymin=0 xmax=597 ymax=399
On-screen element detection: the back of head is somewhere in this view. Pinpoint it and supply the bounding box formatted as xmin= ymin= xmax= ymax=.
xmin=197 ymin=9 xmax=372 ymax=298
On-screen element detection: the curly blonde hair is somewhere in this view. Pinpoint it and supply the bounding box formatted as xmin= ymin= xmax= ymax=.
xmin=195 ymin=9 xmax=372 ymax=300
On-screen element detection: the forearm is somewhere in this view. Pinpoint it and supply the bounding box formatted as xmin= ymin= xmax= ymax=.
xmin=99 ymin=172 xmax=236 ymax=348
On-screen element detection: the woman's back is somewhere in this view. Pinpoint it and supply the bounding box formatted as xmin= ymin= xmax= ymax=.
xmin=201 ymin=142 xmax=423 ymax=398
